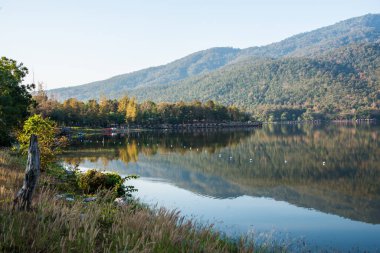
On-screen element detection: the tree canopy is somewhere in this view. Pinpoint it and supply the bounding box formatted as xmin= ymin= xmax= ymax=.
xmin=32 ymin=91 xmax=248 ymax=127
xmin=0 ymin=57 xmax=34 ymax=146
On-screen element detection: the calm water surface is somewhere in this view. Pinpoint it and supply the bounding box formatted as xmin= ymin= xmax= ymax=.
xmin=61 ymin=123 xmax=380 ymax=252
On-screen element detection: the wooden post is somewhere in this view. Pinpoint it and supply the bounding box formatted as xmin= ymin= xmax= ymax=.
xmin=13 ymin=134 xmax=41 ymax=210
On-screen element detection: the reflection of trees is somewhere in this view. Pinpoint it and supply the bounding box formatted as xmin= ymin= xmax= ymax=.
xmin=146 ymin=125 xmax=380 ymax=223
xmin=118 ymin=141 xmax=138 ymax=164
xmin=61 ymin=148 xmax=118 ymax=166
xmin=201 ymin=126 xmax=380 ymax=195
xmin=63 ymin=129 xmax=253 ymax=166
xmin=63 ymin=156 xmax=86 ymax=165
xmin=61 ymin=125 xmax=380 ymax=223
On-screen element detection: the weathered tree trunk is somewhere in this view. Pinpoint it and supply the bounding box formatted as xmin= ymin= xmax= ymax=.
xmin=13 ymin=134 xmax=41 ymax=210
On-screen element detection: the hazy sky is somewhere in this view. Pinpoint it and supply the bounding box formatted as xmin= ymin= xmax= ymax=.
xmin=1 ymin=0 xmax=379 ymax=89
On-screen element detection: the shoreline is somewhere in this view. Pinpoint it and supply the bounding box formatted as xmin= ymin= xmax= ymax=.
xmin=60 ymin=119 xmax=378 ymax=136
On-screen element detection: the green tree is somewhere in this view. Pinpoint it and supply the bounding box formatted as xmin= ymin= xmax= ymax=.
xmin=138 ymin=100 xmax=157 ymax=124
xmin=0 ymin=57 xmax=34 ymax=146
xmin=17 ymin=114 xmax=67 ymax=171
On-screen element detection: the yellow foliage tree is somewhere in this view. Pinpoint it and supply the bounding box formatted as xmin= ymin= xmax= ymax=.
xmin=126 ymin=97 xmax=137 ymax=124
xmin=117 ymin=95 xmax=129 ymax=113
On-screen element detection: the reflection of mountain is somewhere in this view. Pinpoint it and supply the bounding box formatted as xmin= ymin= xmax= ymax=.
xmin=61 ymin=124 xmax=380 ymax=224
xmin=129 ymin=160 xmax=245 ymax=199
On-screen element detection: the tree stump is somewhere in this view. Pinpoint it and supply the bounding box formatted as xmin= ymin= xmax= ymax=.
xmin=13 ymin=134 xmax=41 ymax=210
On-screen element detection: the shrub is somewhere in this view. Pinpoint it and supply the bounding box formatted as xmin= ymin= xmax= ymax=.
xmin=17 ymin=114 xmax=67 ymax=170
xmin=78 ymin=169 xmax=137 ymax=197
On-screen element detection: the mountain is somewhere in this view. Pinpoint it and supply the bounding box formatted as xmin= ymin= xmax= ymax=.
xmin=48 ymin=14 xmax=380 ymax=117
xmin=48 ymin=47 xmax=241 ymax=100
xmin=128 ymin=42 xmax=380 ymax=115
xmin=238 ymin=13 xmax=380 ymax=59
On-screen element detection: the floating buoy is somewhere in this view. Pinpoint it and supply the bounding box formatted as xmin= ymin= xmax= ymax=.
xmin=250 ymin=159 xmax=253 ymax=163
xmin=284 ymin=160 xmax=287 ymax=164
xmin=322 ymin=161 xmax=326 ymax=166
xmin=218 ymin=154 xmax=222 ymax=158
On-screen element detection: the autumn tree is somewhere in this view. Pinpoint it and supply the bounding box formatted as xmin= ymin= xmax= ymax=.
xmin=126 ymin=97 xmax=137 ymax=124
xmin=118 ymin=95 xmax=129 ymax=113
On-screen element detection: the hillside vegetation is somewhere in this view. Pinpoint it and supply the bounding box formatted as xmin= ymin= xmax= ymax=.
xmin=129 ymin=42 xmax=380 ymax=120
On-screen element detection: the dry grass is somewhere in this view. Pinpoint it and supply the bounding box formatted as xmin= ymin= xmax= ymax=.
xmin=0 ymin=149 xmax=25 ymax=202
xmin=0 ymin=149 xmax=258 ymax=253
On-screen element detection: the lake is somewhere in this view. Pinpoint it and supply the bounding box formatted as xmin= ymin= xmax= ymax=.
xmin=61 ymin=123 xmax=380 ymax=252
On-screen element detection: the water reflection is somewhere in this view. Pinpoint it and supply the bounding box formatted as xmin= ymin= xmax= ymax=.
xmin=61 ymin=124 xmax=380 ymax=250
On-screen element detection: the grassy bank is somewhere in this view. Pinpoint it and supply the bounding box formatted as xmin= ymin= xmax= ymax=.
xmin=0 ymin=149 xmax=260 ymax=253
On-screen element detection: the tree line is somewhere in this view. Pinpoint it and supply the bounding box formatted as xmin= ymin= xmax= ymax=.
xmin=32 ymin=87 xmax=249 ymax=128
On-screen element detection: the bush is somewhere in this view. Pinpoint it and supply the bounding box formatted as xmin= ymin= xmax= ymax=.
xmin=78 ymin=169 xmax=137 ymax=197
xmin=17 ymin=114 xmax=67 ymax=170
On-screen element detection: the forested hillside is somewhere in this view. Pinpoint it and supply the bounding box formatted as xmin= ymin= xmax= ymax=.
xmin=47 ymin=14 xmax=380 ymax=120
xmin=128 ymin=42 xmax=380 ymax=120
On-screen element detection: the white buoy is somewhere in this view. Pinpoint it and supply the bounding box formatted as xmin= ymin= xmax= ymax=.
xmin=218 ymin=154 xmax=222 ymax=158
xmin=322 ymin=161 xmax=326 ymax=166
xmin=285 ymin=160 xmax=287 ymax=164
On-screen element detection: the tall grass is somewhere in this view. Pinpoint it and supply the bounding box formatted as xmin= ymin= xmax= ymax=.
xmin=0 ymin=149 xmax=256 ymax=253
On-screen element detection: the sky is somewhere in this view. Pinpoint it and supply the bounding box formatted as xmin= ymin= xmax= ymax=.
xmin=1 ymin=0 xmax=379 ymax=89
